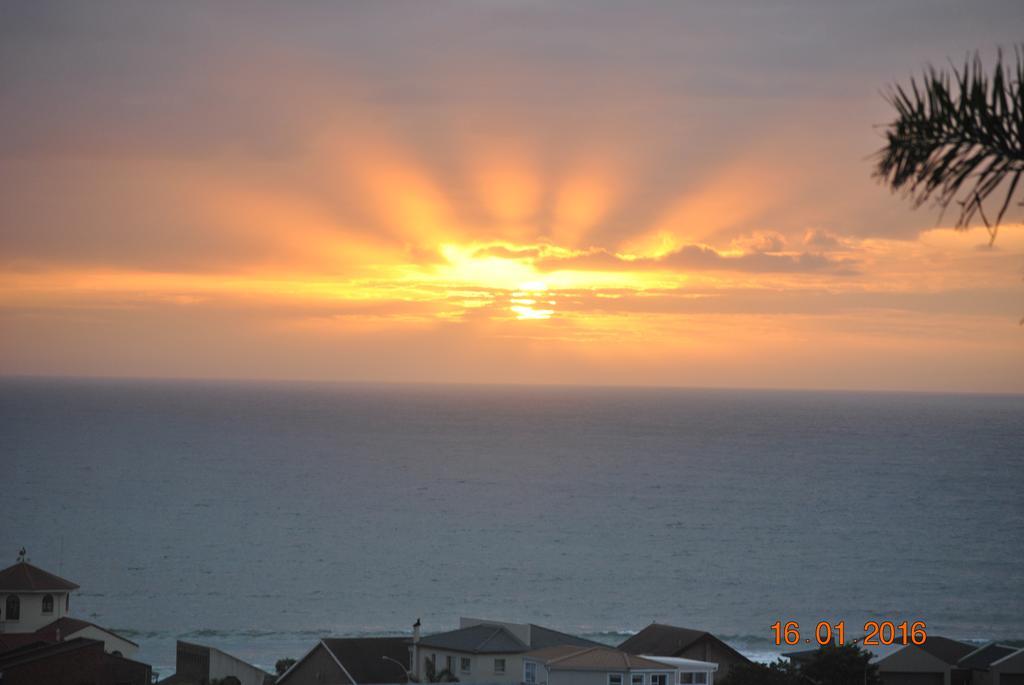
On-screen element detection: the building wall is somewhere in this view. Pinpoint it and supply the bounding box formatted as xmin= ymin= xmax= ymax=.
xmin=279 ymin=643 xmax=352 ymax=685
xmin=209 ymin=646 xmax=271 ymax=685
xmin=675 ymin=639 xmax=742 ymax=682
xmin=67 ymin=625 xmax=139 ymax=658
xmin=527 ymin=667 xmax=677 ymax=685
xmin=993 ymin=651 xmax=1024 ymax=685
xmin=3 ymin=643 xmax=151 ymax=685
xmin=875 ymin=645 xmax=952 ymax=685
xmin=0 ymin=591 xmax=69 ymax=633
xmin=418 ymin=647 xmax=524 ymax=684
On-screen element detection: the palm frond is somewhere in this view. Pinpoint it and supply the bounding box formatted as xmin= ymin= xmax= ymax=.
xmin=874 ymin=47 xmax=1024 ymax=241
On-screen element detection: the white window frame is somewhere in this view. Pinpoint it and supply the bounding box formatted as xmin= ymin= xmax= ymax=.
xmin=494 ymin=658 xmax=506 ymax=674
xmin=609 ymin=673 xmax=624 ymax=685
xmin=632 ymin=674 xmax=645 ymax=685
xmin=650 ymin=674 xmax=667 ymax=685
xmin=460 ymin=657 xmax=471 ymax=674
xmin=525 ymin=661 xmax=537 ymax=684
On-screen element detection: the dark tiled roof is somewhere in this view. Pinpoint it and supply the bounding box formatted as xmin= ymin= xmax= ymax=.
xmin=322 ymin=637 xmax=412 ymax=684
xmin=619 ymin=624 xmax=749 ymax=664
xmin=959 ymin=643 xmax=1017 ymax=670
xmin=34 ymin=616 xmax=139 ymax=647
xmin=0 ymin=636 xmax=52 ymax=657
xmin=0 ymin=637 xmax=100 ymax=669
xmin=0 ymin=561 xmax=79 ymax=591
xmin=619 ymin=625 xmax=708 ymax=656
xmin=418 ymin=625 xmax=528 ymax=654
xmin=528 ymin=625 xmax=604 ymax=649
xmin=920 ymin=636 xmax=975 ymax=665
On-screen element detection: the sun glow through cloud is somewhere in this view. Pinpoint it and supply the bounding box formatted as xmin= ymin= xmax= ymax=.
xmin=1 ymin=2 xmax=1022 ymax=391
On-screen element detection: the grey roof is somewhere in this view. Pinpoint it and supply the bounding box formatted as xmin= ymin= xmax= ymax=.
xmin=418 ymin=625 xmax=529 ymax=654
xmin=322 ymin=637 xmax=413 ymax=684
xmin=959 ymin=643 xmax=1017 ymax=670
xmin=919 ymin=636 xmax=976 ymax=666
xmin=528 ymin=625 xmax=604 ymax=650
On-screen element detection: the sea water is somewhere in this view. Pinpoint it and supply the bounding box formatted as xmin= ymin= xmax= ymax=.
xmin=1 ymin=378 xmax=1021 ymax=676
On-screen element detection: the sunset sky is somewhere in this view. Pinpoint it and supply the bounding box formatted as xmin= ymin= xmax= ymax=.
xmin=1 ymin=1 xmax=1022 ymax=392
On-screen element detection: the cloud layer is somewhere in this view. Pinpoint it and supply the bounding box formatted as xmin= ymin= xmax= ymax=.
xmin=1 ymin=1 xmax=1022 ymax=391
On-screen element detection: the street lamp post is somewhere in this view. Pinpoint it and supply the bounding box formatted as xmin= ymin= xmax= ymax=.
xmin=383 ymin=656 xmax=415 ymax=683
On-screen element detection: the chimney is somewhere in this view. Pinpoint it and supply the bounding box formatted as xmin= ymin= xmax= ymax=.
xmin=412 ymin=619 xmax=421 ymax=680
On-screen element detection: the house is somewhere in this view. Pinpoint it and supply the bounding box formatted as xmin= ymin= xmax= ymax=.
xmin=276 ymin=636 xmax=413 ymax=685
xmin=0 ymin=551 xmax=79 ymax=634
xmin=989 ymin=647 xmax=1024 ymax=685
xmin=618 ymin=624 xmax=749 ymax=681
xmin=642 ymin=656 xmax=719 ymax=685
xmin=413 ymin=617 xmax=602 ymax=684
xmin=784 ymin=636 xmax=978 ymax=685
xmin=156 ymin=640 xmax=274 ymax=685
xmin=0 ymin=552 xmax=139 ymax=660
xmin=956 ymin=643 xmax=1022 ymax=685
xmin=870 ymin=643 xmax=963 ymax=685
xmin=522 ymin=645 xmax=684 ymax=685
xmin=0 ymin=636 xmax=151 ymax=685
xmin=33 ymin=616 xmax=140 ymax=658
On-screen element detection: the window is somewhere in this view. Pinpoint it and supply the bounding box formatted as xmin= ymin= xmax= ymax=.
xmin=461 ymin=657 xmax=471 ymax=674
xmin=446 ymin=656 xmax=456 ymax=673
xmin=495 ymin=658 xmax=506 ymax=674
xmin=693 ymin=675 xmax=706 ymax=684
xmin=525 ymin=662 xmax=537 ymax=684
xmin=680 ymin=674 xmax=706 ymax=684
xmin=651 ymin=674 xmax=667 ymax=685
xmin=609 ymin=674 xmax=624 ymax=685
xmin=42 ymin=594 xmax=54 ymax=614
xmin=632 ymin=674 xmax=645 ymax=685
xmin=4 ymin=595 xmax=19 ymax=621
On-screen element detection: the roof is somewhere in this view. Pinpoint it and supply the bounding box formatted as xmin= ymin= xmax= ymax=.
xmin=0 ymin=634 xmax=51 ymax=656
xmin=321 ymin=637 xmax=413 ymax=684
xmin=641 ymin=656 xmax=719 ymax=672
xmin=619 ymin=624 xmax=749 ymax=664
xmin=0 ymin=561 xmax=79 ymax=592
xmin=0 ymin=637 xmax=101 ymax=669
xmin=418 ymin=624 xmax=529 ymax=654
xmin=787 ymin=638 xmax=978 ymax=667
xmin=919 ymin=636 xmax=976 ymax=665
xmin=992 ymin=647 xmax=1024 ymax=669
xmin=528 ymin=624 xmax=604 ymax=649
xmin=526 ymin=645 xmax=675 ymax=671
xmin=958 ymin=643 xmax=1017 ymax=670
xmin=33 ymin=616 xmax=139 ymax=648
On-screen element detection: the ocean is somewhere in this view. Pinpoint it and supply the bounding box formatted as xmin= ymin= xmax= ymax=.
xmin=1 ymin=378 xmax=1022 ymax=677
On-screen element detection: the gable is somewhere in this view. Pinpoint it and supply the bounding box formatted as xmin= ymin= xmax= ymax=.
xmin=279 ymin=643 xmax=352 ymax=685
xmin=876 ymin=646 xmax=951 ymax=673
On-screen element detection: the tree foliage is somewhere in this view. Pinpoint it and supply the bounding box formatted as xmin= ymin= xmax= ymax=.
xmin=275 ymin=657 xmax=297 ymax=675
xmin=720 ymin=644 xmax=880 ymax=685
xmin=419 ymin=656 xmax=459 ymax=683
xmin=875 ymin=47 xmax=1024 ymax=241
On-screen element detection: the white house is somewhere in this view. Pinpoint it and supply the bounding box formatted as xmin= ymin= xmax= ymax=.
xmin=641 ymin=656 xmax=718 ymax=685
xmin=523 ymin=645 xmax=681 ymax=685
xmin=0 ymin=551 xmax=78 ymax=634
xmin=0 ymin=551 xmax=138 ymax=658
